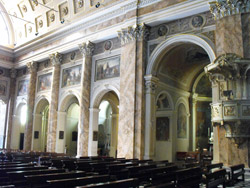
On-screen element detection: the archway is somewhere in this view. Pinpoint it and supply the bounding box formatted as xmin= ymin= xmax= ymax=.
xmin=57 ymin=94 xmax=80 ymax=156
xmin=11 ymin=102 xmax=27 ymax=150
xmin=33 ymin=98 xmax=49 ymax=152
xmin=145 ymin=34 xmax=215 ymax=161
xmin=65 ymin=102 xmax=80 ymax=156
xmin=89 ymin=90 xmax=119 ymax=157
xmin=0 ymin=100 xmax=7 ymax=149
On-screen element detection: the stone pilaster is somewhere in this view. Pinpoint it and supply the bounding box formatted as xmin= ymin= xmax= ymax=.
xmin=6 ymin=68 xmax=17 ymax=149
xmin=144 ymin=75 xmax=159 ymax=159
xmin=24 ymin=61 xmax=37 ymax=151
xmin=47 ymin=52 xmax=62 ymax=152
xmin=78 ymin=41 xmax=94 ymax=157
xmin=210 ymin=0 xmax=250 ymax=57
xmin=117 ymin=24 xmax=147 ymax=158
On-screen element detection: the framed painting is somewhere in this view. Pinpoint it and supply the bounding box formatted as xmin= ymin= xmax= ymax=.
xmin=72 ymin=131 xmax=78 ymax=141
xmin=0 ymin=80 xmax=7 ymax=96
xmin=95 ymin=55 xmax=120 ymax=81
xmin=34 ymin=131 xmax=39 ymax=139
xmin=17 ymin=80 xmax=29 ymax=96
xmin=59 ymin=131 xmax=64 ymax=139
xmin=177 ymin=103 xmax=187 ymax=138
xmin=62 ymin=65 xmax=82 ymax=88
xmin=156 ymin=117 xmax=170 ymax=141
xmin=37 ymin=73 xmax=52 ymax=92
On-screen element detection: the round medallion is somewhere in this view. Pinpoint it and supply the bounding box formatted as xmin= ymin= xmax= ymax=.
xmin=39 ymin=20 xmax=43 ymax=28
xmin=158 ymin=25 xmax=168 ymax=37
xmin=78 ymin=0 xmax=84 ymax=8
xmin=22 ymin=5 xmax=27 ymax=12
xmin=191 ymin=15 xmax=205 ymax=28
xmin=70 ymin=52 xmax=76 ymax=60
xmin=104 ymin=40 xmax=113 ymax=51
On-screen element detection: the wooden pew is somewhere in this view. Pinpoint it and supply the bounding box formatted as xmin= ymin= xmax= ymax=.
xmin=203 ymin=169 xmax=226 ymax=188
xmin=149 ymin=172 xmax=176 ymax=187
xmin=146 ymin=182 xmax=175 ymax=188
xmin=25 ymin=171 xmax=86 ymax=188
xmin=0 ymin=163 xmax=35 ymax=168
xmin=0 ymin=166 xmax=48 ymax=177
xmin=75 ymin=178 xmax=139 ymax=188
xmin=205 ymin=163 xmax=223 ymax=174
xmin=47 ymin=175 xmax=110 ymax=188
xmin=231 ymin=164 xmax=245 ymax=183
xmin=176 ymin=167 xmax=202 ymax=188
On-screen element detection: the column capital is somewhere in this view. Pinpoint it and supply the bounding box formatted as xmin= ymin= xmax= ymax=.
xmin=78 ymin=41 xmax=95 ymax=57
xmin=26 ymin=61 xmax=37 ymax=73
xmin=209 ymin=0 xmax=250 ymax=20
xmin=49 ymin=52 xmax=62 ymax=67
xmin=144 ymin=74 xmax=159 ymax=93
xmin=10 ymin=68 xmax=17 ymax=79
xmin=117 ymin=23 xmax=150 ymax=45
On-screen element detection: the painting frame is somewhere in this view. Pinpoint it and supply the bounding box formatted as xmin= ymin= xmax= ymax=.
xmin=37 ymin=73 xmax=52 ymax=92
xmin=0 ymin=80 xmax=7 ymax=96
xmin=59 ymin=131 xmax=64 ymax=139
xmin=61 ymin=65 xmax=82 ymax=88
xmin=17 ymin=80 xmax=29 ymax=96
xmin=177 ymin=103 xmax=187 ymax=139
xmin=34 ymin=131 xmax=39 ymax=139
xmin=95 ymin=55 xmax=120 ymax=81
xmin=156 ymin=117 xmax=170 ymax=141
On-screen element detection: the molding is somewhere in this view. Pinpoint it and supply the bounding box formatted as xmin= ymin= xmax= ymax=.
xmin=12 ymin=0 xmax=212 ymax=68
xmin=158 ymin=81 xmax=191 ymax=98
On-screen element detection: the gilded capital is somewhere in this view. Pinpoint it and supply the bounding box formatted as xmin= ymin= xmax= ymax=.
xmin=117 ymin=23 xmax=150 ymax=45
xmin=49 ymin=52 xmax=63 ymax=66
xmin=78 ymin=41 xmax=95 ymax=57
xmin=10 ymin=68 xmax=17 ymax=79
xmin=209 ymin=0 xmax=250 ymax=20
xmin=26 ymin=61 xmax=37 ymax=73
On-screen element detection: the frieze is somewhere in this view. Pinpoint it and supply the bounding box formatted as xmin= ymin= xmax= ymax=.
xmin=212 ymin=106 xmax=221 ymax=118
xmin=242 ymin=105 xmax=250 ymax=116
xmin=224 ymin=106 xmax=236 ymax=116
xmin=149 ymin=12 xmax=215 ymax=41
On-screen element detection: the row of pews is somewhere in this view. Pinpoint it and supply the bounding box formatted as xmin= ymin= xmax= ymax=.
xmin=0 ymin=151 xmax=246 ymax=188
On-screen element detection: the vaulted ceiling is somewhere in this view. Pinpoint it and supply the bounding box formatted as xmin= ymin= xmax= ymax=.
xmin=0 ymin=0 xmax=119 ymax=47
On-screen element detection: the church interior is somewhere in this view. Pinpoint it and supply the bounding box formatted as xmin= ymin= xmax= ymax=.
xmin=0 ymin=0 xmax=250 ymax=187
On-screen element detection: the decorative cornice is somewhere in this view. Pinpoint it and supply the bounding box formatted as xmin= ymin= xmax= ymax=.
xmin=78 ymin=41 xmax=95 ymax=57
xmin=118 ymin=23 xmax=150 ymax=45
xmin=26 ymin=61 xmax=37 ymax=73
xmin=49 ymin=52 xmax=63 ymax=66
xmin=209 ymin=0 xmax=250 ymax=20
xmin=10 ymin=68 xmax=17 ymax=79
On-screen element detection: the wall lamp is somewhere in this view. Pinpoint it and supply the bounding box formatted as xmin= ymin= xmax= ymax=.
xmin=95 ymin=2 xmax=101 ymax=8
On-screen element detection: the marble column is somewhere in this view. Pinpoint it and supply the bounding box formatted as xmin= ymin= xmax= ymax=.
xmin=47 ymin=52 xmax=62 ymax=152
xmin=78 ymin=41 xmax=94 ymax=157
xmin=88 ymin=108 xmax=99 ymax=156
xmin=144 ymin=75 xmax=159 ymax=159
xmin=24 ymin=61 xmax=37 ymax=151
xmin=6 ymin=68 xmax=17 ymax=149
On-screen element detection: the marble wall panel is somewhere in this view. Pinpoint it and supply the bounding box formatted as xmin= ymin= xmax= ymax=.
xmin=241 ymin=13 xmax=250 ymax=59
xmin=118 ymin=42 xmax=136 ymax=159
xmin=134 ymin=40 xmax=146 ymax=159
xmin=215 ymin=15 xmax=244 ymax=57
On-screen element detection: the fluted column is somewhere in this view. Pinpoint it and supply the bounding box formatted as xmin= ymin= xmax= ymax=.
xmin=47 ymin=52 xmax=62 ymax=152
xmin=144 ymin=75 xmax=159 ymax=159
xmin=6 ymin=68 xmax=17 ymax=149
xmin=24 ymin=61 xmax=37 ymax=151
xmin=78 ymin=41 xmax=94 ymax=157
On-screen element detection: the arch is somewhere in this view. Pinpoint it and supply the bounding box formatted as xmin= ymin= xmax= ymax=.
xmin=0 ymin=2 xmax=14 ymax=45
xmin=156 ymin=91 xmax=174 ymax=111
xmin=192 ymin=71 xmax=207 ymax=93
xmin=146 ymin=34 xmax=216 ymax=75
xmin=91 ymin=84 xmax=120 ymax=109
xmin=34 ymin=95 xmax=50 ymax=114
xmin=58 ymin=90 xmax=80 ymax=112
xmin=175 ymin=97 xmax=190 ymax=115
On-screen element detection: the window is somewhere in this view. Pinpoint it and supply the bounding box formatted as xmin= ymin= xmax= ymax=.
xmin=0 ymin=11 xmax=9 ymax=45
xmin=0 ymin=100 xmax=7 ymax=148
xmin=20 ymin=105 xmax=27 ymax=125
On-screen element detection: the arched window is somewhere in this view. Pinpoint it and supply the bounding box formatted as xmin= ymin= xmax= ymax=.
xmin=0 ymin=11 xmax=9 ymax=45
xmin=0 ymin=100 xmax=7 ymax=148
